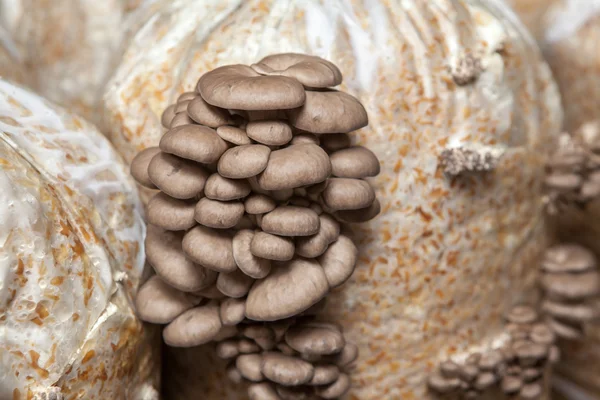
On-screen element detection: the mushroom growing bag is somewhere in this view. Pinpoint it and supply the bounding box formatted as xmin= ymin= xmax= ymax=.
xmin=104 ymin=0 xmax=562 ymax=398
xmin=0 ymin=79 xmax=159 ymax=399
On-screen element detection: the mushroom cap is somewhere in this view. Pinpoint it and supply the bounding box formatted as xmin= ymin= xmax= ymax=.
xmin=182 ymin=225 xmax=237 ymax=272
xmin=248 ymin=383 xmax=280 ymax=400
xmin=529 ymin=323 xmax=556 ymax=345
xmin=238 ymin=338 xmax=261 ymax=354
xmin=291 ymin=132 xmax=320 ymax=146
xmin=245 ymin=258 xmax=329 ymax=321
xmin=501 ymin=375 xmax=523 ymax=394
xmin=261 ymin=352 xmax=315 ymax=386
xmin=218 ymin=144 xmax=271 ymax=179
xmin=160 ymin=124 xmax=229 ymax=164
xmin=246 ymin=120 xmax=293 ymax=146
xmin=170 ymin=112 xmax=195 ymax=128
xmin=261 ymin=206 xmax=320 ymax=237
xmin=147 ymin=151 xmax=210 ymax=199
xmin=296 ymin=214 xmax=340 ymax=258
xmin=177 ymin=92 xmax=197 ymax=102
xmin=204 ymin=173 xmax=252 ymax=201
xmin=216 ymin=125 xmax=252 ymax=146
xmin=250 ymin=231 xmax=295 ymax=261
xmin=309 ymin=365 xmax=340 ymax=386
xmin=542 ymin=243 xmax=596 ymax=273
xmin=227 ymin=365 xmax=244 ymax=384
xmin=541 ymin=299 xmax=599 ymax=322
xmin=477 ymin=350 xmax=503 ymax=371
xmin=145 ymin=225 xmax=217 ymax=292
xmin=187 ymin=95 xmax=233 ymax=127
xmin=316 ymin=373 xmax=351 ymax=399
xmin=194 ymin=197 xmax=245 ymax=229
xmin=257 ymin=144 xmax=331 ymax=191
xmin=195 ymin=284 xmax=226 ymax=300
xmin=216 ymin=340 xmax=240 ymax=359
xmin=245 ymin=193 xmax=277 ymax=214
xmin=232 ymin=229 xmax=272 ymax=279
xmin=519 ymin=383 xmax=542 ymax=399
xmin=216 ymin=268 xmax=255 ymax=298
xmin=219 ymin=297 xmax=246 ymax=326
xmin=130 ymin=147 xmax=161 ymax=188
xmin=320 ymin=133 xmax=351 ymax=152
xmin=330 ymin=146 xmax=380 ymax=178
xmin=327 ymin=343 xmax=358 ymax=367
xmin=147 ymin=192 xmax=196 ymax=231
xmin=513 ymin=341 xmax=547 ymax=366
xmin=242 ymin=325 xmax=276 ymax=341
xmin=505 ymin=305 xmax=538 ymax=324
xmin=252 ymin=53 xmax=342 ymax=88
xmin=284 ymin=323 xmax=345 ymax=356
xmin=322 ymin=178 xmax=376 ymax=211
xmin=287 ymin=91 xmax=368 ymax=134
xmin=541 ymin=271 xmax=600 ymax=300
xmin=135 ymin=275 xmax=200 ymax=324
xmin=547 ymin=318 xmax=584 ymax=340
xmin=439 ymin=361 xmax=460 ymax=378
xmin=544 ymin=173 xmax=582 ymax=192
xmin=318 ymin=235 xmax=358 ymax=288
xmin=175 ymin=100 xmax=192 ymax=113
xmin=236 ymin=353 xmax=265 ymax=382
xmin=198 ymin=65 xmax=306 ymax=111
xmin=335 ymin=198 xmax=381 ymax=223
xmin=163 ymin=303 xmax=222 ymax=347
xmin=427 ymin=373 xmax=461 ymax=394
xmin=161 ymin=104 xmax=177 ymax=128
xmin=473 ymin=372 xmax=496 ymax=391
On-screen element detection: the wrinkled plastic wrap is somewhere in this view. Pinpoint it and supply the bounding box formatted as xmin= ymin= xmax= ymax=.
xmin=0 ymin=79 xmax=160 ymax=399
xmin=104 ymin=0 xmax=562 ymax=398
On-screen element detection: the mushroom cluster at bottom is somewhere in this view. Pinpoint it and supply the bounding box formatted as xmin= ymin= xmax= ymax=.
xmin=131 ymin=53 xmax=381 ymax=398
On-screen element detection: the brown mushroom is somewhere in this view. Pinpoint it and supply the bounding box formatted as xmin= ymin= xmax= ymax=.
xmin=216 ymin=268 xmax=255 ymax=298
xmin=130 ymin=147 xmax=161 ymax=189
xmin=544 ymin=173 xmax=582 ymax=192
xmin=160 ymin=124 xmax=229 ymax=164
xmin=220 ymin=297 xmax=246 ymax=326
xmin=145 ymin=225 xmax=217 ymax=292
xmin=315 ymin=373 xmax=350 ymax=399
xmin=541 ymin=299 xmax=598 ymax=322
xmin=246 ymin=120 xmax=293 ymax=146
xmin=258 ymin=144 xmax=331 ymax=191
xmin=163 ymin=303 xmax=222 ymax=347
xmin=248 ymin=383 xmax=281 ymax=400
xmin=195 ymin=284 xmax=226 ymax=300
xmin=216 ymin=340 xmax=240 ymax=359
xmin=147 ymin=192 xmax=196 ymax=231
xmin=320 ymin=133 xmax=351 ymax=152
xmin=458 ymin=364 xmax=479 ymax=382
xmin=216 ymin=125 xmax=252 ymax=145
xmin=175 ymin=100 xmax=191 ymax=113
xmin=204 ymin=173 xmax=251 ymax=201
xmin=261 ymin=352 xmax=315 ymax=386
xmin=194 ymin=197 xmax=245 ymax=229
xmin=238 ymin=338 xmax=261 ymax=354
xmin=439 ymin=361 xmax=460 ymax=378
xmin=296 ymin=214 xmax=340 ymax=258
xmin=182 ymin=225 xmax=236 ymax=272
xmin=236 ymin=353 xmax=265 ymax=382
xmin=245 ymin=258 xmax=329 ymax=321
xmin=252 ymin=53 xmax=342 ymax=88
xmin=513 ymin=341 xmax=547 ymax=367
xmin=547 ymin=318 xmax=584 ymax=340
xmin=309 ymin=364 xmax=340 ymax=386
xmin=170 ymin=112 xmax=195 ymax=128
xmin=542 ymin=243 xmax=596 ymax=273
xmin=501 ymin=375 xmax=523 ymax=394
xmin=505 ymin=305 xmax=538 ymax=324
xmin=330 ymin=146 xmax=380 ymax=178
xmin=232 ymin=229 xmax=272 ymax=279
xmin=245 ymin=194 xmax=277 ymax=214
xmin=427 ymin=372 xmax=462 ymax=394
xmin=285 ymin=323 xmax=345 ymax=356
xmin=261 ymin=206 xmax=320 ymax=237
xmin=161 ymin=104 xmax=177 ymax=128
xmin=218 ymin=144 xmax=271 ymax=179
xmin=187 ymin=95 xmax=233 ymax=127
xmin=250 ymin=232 xmax=295 ymax=261
xmin=290 ymin=133 xmax=320 ymax=146
xmin=227 ymin=364 xmax=244 ymax=384
xmin=147 ymin=152 xmax=210 ymax=199
xmin=522 ymin=368 xmax=542 ymax=382
xmin=519 ymin=383 xmax=542 ymax=399
xmin=473 ymin=372 xmax=496 ymax=391
xmin=135 ymin=275 xmax=201 ymax=324
xmin=322 ymin=178 xmax=376 ymax=211
xmin=318 ymin=236 xmax=358 ymax=288
xmin=198 ymin=65 xmax=306 ymax=110
xmin=335 ymin=198 xmax=381 ymax=223
xmin=529 ymin=323 xmax=556 ymax=345
xmin=177 ymin=92 xmax=197 ymax=102
xmin=541 ymin=271 xmax=600 ymax=300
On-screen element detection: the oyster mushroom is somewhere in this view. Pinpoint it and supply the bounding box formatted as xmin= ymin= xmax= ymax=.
xmin=245 ymin=194 xmax=277 ymax=214
xmin=251 ymin=53 xmax=342 ymax=88
xmin=322 ymin=178 xmax=376 ymax=211
xmin=318 ymin=236 xmax=358 ymax=288
xmin=161 ymin=104 xmax=177 ymax=128
xmin=541 ymin=271 xmax=600 ymax=300
xmin=219 ymin=297 xmax=247 ymax=326
xmin=505 ymin=305 xmax=538 ymax=324
xmin=216 ymin=269 xmax=255 ymax=298
xmin=295 ymin=214 xmax=340 ymax=258
xmin=236 ymin=353 xmax=265 ymax=382
xmin=130 ymin=146 xmax=161 ymax=188
xmin=163 ymin=303 xmax=222 ymax=347
xmin=182 ymin=225 xmax=237 ymax=272
xmin=248 ymin=383 xmax=281 ymax=400
xmin=250 ymin=232 xmax=295 ymax=261
xmin=330 ymin=146 xmax=380 ymax=178
xmin=542 ymin=243 xmax=596 ymax=273
xmin=284 ymin=323 xmax=345 ymax=355
xmin=246 ymin=120 xmax=293 ymax=146
xmin=218 ymin=144 xmax=271 ymax=179
xmin=187 ymin=95 xmax=233 ymax=127
xmin=261 ymin=206 xmax=320 ymax=237
xmin=147 ymin=192 xmax=196 ymax=231
xmin=216 ymin=340 xmax=240 ymax=359
xmin=232 ymin=229 xmax=272 ymax=279
xmin=135 ymin=276 xmax=201 ymax=324
xmin=160 ymin=124 xmax=228 ymax=164
xmin=147 ymin=152 xmax=209 ymax=199
xmin=309 ymin=365 xmax=340 ymax=385
xmin=194 ymin=197 xmax=245 ymax=229
xmin=261 ymin=352 xmax=315 ymax=386
xmin=204 ymin=173 xmax=251 ymax=201
xmin=316 ymin=373 xmax=351 ymax=399
xmin=216 ymin=125 xmax=252 ymax=145
xmin=170 ymin=111 xmax=194 ymax=128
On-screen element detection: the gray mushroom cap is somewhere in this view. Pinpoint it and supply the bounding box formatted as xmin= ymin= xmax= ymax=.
xmin=501 ymin=375 xmax=523 ymax=394
xmin=248 ymin=383 xmax=281 ymax=400
xmin=216 ymin=125 xmax=252 ymax=145
xmin=204 ymin=173 xmax=251 ymax=201
xmin=322 ymin=178 xmax=376 ymax=211
xmin=218 ymin=144 xmax=272 ymax=179
xmin=296 ymin=214 xmax=340 ymax=258
xmin=505 ymin=305 xmax=538 ymax=324
xmin=335 ymin=198 xmax=381 ymax=223
xmin=182 ymin=225 xmax=237 ymax=272
xmin=330 ymin=146 xmax=380 ymax=178
xmin=291 ymin=132 xmax=320 ymax=146
xmin=541 ymin=299 xmax=599 ymax=322
xmin=135 ymin=275 xmax=201 ymax=324
xmin=544 ymin=173 xmax=582 ymax=192
xmin=542 ymin=243 xmax=597 ymax=273
xmin=428 ymin=372 xmax=461 ymax=394
xmin=519 ymin=383 xmax=542 ymax=399
xmin=232 ymin=229 xmax=272 ymax=279
xmin=250 ymin=231 xmax=295 ymax=261
xmin=161 ymin=104 xmax=177 ymax=128
xmin=245 ymin=258 xmax=329 ymax=321
xmin=187 ymin=95 xmax=233 ymax=127
xmin=309 ymin=365 xmax=340 ymax=386
xmin=238 ymin=338 xmax=262 ymax=354
xmin=170 ymin=112 xmax=194 ymax=128
xmin=163 ymin=303 xmax=222 ymax=347
xmin=175 ymin=100 xmax=192 ymax=113
xmin=198 ymin=65 xmax=306 ymax=111
xmin=177 ymin=92 xmax=197 ymax=102
xmin=216 ymin=340 xmax=240 ymax=359
xmin=321 ymin=133 xmax=351 ymax=152
xmin=245 ymin=193 xmax=277 ymax=214
xmin=318 ymin=235 xmax=358 ymax=288
xmin=160 ymin=124 xmax=229 ymax=164
xmin=327 ymin=343 xmax=359 ymax=367
xmin=529 ymin=323 xmax=556 ymax=345
xmin=252 ymin=53 xmax=343 ymax=88
xmin=130 ymin=147 xmax=161 ymax=188
xmin=147 ymin=192 xmax=196 ymax=231
xmin=246 ymin=120 xmax=293 ymax=146
xmin=284 ymin=323 xmax=345 ymax=355
xmin=145 ymin=225 xmax=217 ymax=292
xmin=147 ymin=151 xmax=210 ymax=199
xmin=316 ymin=373 xmax=351 ymax=399
xmin=194 ymin=197 xmax=245 ymax=229
xmin=219 ymin=297 xmax=247 ymax=326
xmin=261 ymin=352 xmax=315 ymax=386
xmin=216 ymin=268 xmax=255 ymax=298
xmin=287 ymin=91 xmax=368 ymax=134
xmin=548 ymin=318 xmax=584 ymax=340
xmin=236 ymin=353 xmax=265 ymax=382
xmin=261 ymin=206 xmax=320 ymax=237
xmin=541 ymin=271 xmax=600 ymax=300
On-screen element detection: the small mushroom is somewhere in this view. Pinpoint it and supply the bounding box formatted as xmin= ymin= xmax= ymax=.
xmin=246 ymin=120 xmax=293 ymax=146
xmin=522 ymin=368 xmax=542 ymax=382
xmin=250 ymin=232 xmax=295 ymax=261
xmin=296 ymin=214 xmax=340 ymax=258
xmin=440 ymin=361 xmax=460 ymax=378
xmin=261 ymin=206 xmax=320 ymax=237
xmin=542 ymin=244 xmax=596 ymax=273
xmin=320 ymin=133 xmax=351 ymax=152
xmin=147 ymin=192 xmax=196 ymax=231
xmin=204 ymin=173 xmax=252 ymax=201
xmin=220 ymin=297 xmax=246 ymax=326
xmin=287 ymin=91 xmax=368 ymax=134
xmin=135 ymin=276 xmax=201 ymax=324
xmin=195 ymin=284 xmax=226 ymax=299
xmin=506 ymin=305 xmax=538 ymax=324
xmin=227 ymin=364 xmax=244 ymax=384
xmin=245 ymin=194 xmax=277 ymax=214
xmin=232 ymin=230 xmax=272 ymax=279
xmin=261 ymin=352 xmax=315 ymax=386
xmin=130 ymin=147 xmax=161 ymax=188
xmin=257 ymin=144 xmax=331 ymax=191
xmin=147 ymin=152 xmax=210 ymax=199
xmin=239 ymin=339 xmax=262 ymax=354
xmin=541 ymin=271 xmax=600 ymax=300
xmin=187 ymin=95 xmax=233 ymax=127
xmin=513 ymin=341 xmax=547 ymax=367
xmin=478 ymin=350 xmax=503 ymax=371
xmin=194 ymin=197 xmax=245 ymax=229
xmin=175 ymin=100 xmax=191 ymax=113
xmin=198 ymin=65 xmax=306 ymax=110
xmin=427 ymin=373 xmax=461 ymax=394
xmin=519 ymin=383 xmax=542 ymax=399
xmin=248 ymin=383 xmax=281 ymax=400
xmin=290 ymin=133 xmax=319 ymax=146
xmin=544 ymin=173 xmax=582 ymax=192
xmin=330 ymin=146 xmax=380 ymax=178
xmin=309 ymin=365 xmax=340 ymax=386
xmin=177 ymin=92 xmax=197 ymax=102
xmin=501 ymin=375 xmax=523 ymax=394
xmin=170 ymin=112 xmax=195 ymax=128
xmin=252 ymin=53 xmax=342 ymax=88
xmin=529 ymin=323 xmax=556 ymax=345
xmin=318 ymin=235 xmax=358 ymax=288
xmin=217 ymin=269 xmax=255 ymax=298
xmin=285 ymin=323 xmax=345 ymax=355
xmin=161 ymin=104 xmax=177 ymax=128
xmin=163 ymin=303 xmax=222 ymax=347
xmin=182 ymin=225 xmax=236 ymax=272
xmin=327 ymin=343 xmax=358 ymax=367
xmin=541 ymin=299 xmax=598 ymax=322
xmin=245 ymin=258 xmax=329 ymax=321
xmin=335 ymin=198 xmax=381 ymax=223
xmin=160 ymin=124 xmax=228 ymax=164
xmin=236 ymin=353 xmax=265 ymax=382
xmin=459 ymin=364 xmax=479 ymax=382
xmin=547 ymin=317 xmax=584 ymax=340
xmin=216 ymin=340 xmax=240 ymax=359
xmin=473 ymin=372 xmax=496 ymax=391
xmin=145 ymin=225 xmax=217 ymax=292
xmin=218 ymin=144 xmax=271 ymax=179
xmin=216 ymin=125 xmax=252 ymax=145
xmin=322 ymin=178 xmax=376 ymax=211
xmin=243 ymin=325 xmax=277 ymax=349
xmin=277 ymin=342 xmax=297 ymax=357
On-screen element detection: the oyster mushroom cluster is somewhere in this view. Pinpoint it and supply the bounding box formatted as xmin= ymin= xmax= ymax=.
xmin=214 ymin=317 xmax=357 ymax=399
xmin=428 ymin=305 xmax=558 ymax=399
xmin=540 ymin=243 xmax=600 ymax=340
xmin=132 ymin=55 xmax=379 ymax=350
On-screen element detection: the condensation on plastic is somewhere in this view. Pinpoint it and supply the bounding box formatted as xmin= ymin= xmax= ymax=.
xmin=0 ymin=78 xmax=159 ymax=399
xmin=104 ymin=0 xmax=562 ymax=398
